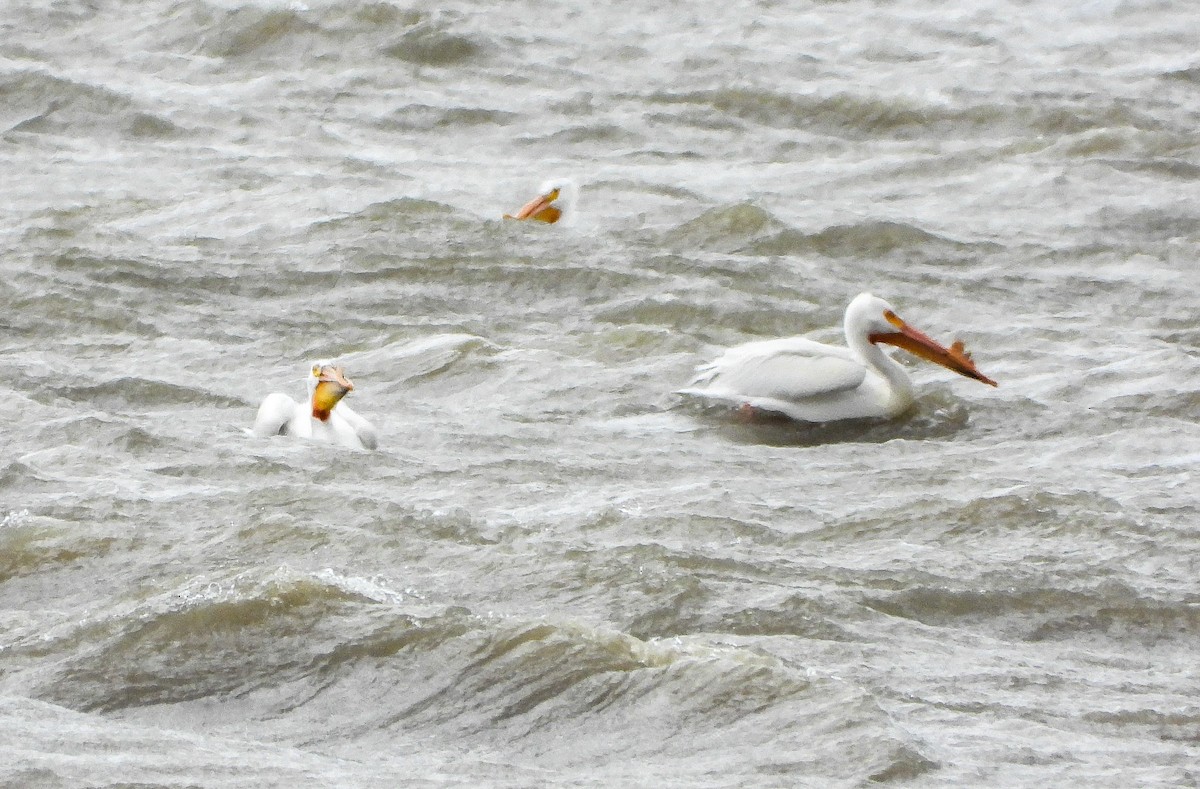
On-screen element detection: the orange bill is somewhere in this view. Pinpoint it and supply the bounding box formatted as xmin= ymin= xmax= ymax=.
xmin=869 ymin=310 xmax=997 ymax=386
xmin=311 ymin=365 xmax=354 ymax=418
xmin=503 ymin=188 xmax=562 ymax=223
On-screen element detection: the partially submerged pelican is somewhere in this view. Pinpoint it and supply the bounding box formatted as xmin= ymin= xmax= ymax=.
xmin=678 ymin=292 xmax=997 ymax=423
xmin=503 ymin=179 xmax=576 ymax=224
xmin=252 ymin=361 xmax=378 ymax=450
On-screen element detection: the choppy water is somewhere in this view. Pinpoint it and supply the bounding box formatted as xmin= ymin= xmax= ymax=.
xmin=2 ymin=0 xmax=1199 ymax=786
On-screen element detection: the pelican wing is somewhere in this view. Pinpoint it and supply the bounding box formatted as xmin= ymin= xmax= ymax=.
xmin=253 ymin=392 xmax=300 ymax=437
xmin=682 ymin=338 xmax=867 ymax=403
xmin=335 ymin=403 xmax=379 ymax=450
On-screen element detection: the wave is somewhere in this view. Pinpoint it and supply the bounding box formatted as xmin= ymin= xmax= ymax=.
xmin=12 ymin=253 xmax=307 ymax=333
xmin=645 ymin=88 xmax=942 ymax=138
xmin=1099 ymin=206 xmax=1200 ymax=243
xmin=380 ymin=21 xmax=480 ymax=66
xmin=663 ymin=202 xmax=977 ymax=258
xmin=10 ymin=567 xmax=416 ymax=711
xmin=594 ymin=291 xmax=797 ymax=340
xmin=1098 ymin=157 xmax=1200 ymax=180
xmin=1094 ymin=384 xmax=1200 ymax=423
xmin=382 ymin=332 xmax=497 ymax=385
xmin=309 ymin=197 xmax=479 ymax=236
xmin=7 ymin=566 xmax=929 ymax=782
xmin=855 ymin=479 xmax=1200 ymax=650
xmin=0 ymin=70 xmax=180 ymax=140
xmin=52 ymin=378 xmax=245 ymax=411
xmin=0 ymin=694 xmax=410 ymax=788
xmin=820 ymin=488 xmax=1141 ymax=546
xmin=644 ymin=87 xmax=1173 ymax=140
xmin=792 ymin=220 xmax=976 ymax=258
xmin=515 ymin=123 xmax=645 ymax=147
xmin=4 ymin=290 xmax=163 ymax=340
xmin=165 ymin=2 xmax=483 ymax=66
xmin=662 ymin=202 xmax=791 ymax=253
xmin=866 ymin=581 xmax=1200 ymax=651
xmin=377 ymin=103 xmax=517 ymax=132
xmin=193 ymin=7 xmax=318 ymax=59
xmin=0 ymin=509 xmax=119 ymax=584
xmin=1163 ymin=65 xmax=1200 ymax=84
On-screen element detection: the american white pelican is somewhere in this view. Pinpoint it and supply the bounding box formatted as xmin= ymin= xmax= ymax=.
xmin=503 ymin=179 xmax=576 ymax=224
xmin=678 ymin=292 xmax=997 ymax=423
xmin=252 ymin=361 xmax=378 ymax=450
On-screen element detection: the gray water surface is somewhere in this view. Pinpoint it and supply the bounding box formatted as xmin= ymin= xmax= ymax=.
xmin=2 ymin=0 xmax=1199 ymax=786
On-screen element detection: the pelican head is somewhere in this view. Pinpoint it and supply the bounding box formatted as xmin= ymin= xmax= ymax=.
xmin=308 ymin=360 xmax=354 ymax=420
xmin=849 ymin=293 xmax=997 ymax=386
xmin=503 ymin=178 xmax=576 ymax=224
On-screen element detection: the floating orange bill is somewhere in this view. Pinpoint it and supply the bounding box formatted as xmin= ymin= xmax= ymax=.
xmin=503 ymin=188 xmax=562 ymax=223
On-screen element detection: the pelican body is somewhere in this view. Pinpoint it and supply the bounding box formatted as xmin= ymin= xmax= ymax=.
xmin=503 ymin=179 xmax=575 ymax=224
xmin=252 ymin=361 xmax=378 ymax=450
xmin=679 ymin=293 xmax=996 ymax=423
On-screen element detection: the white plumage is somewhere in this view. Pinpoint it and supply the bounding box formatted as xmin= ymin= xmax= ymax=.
xmin=679 ymin=292 xmax=996 ymax=423
xmin=252 ymin=360 xmax=378 ymax=450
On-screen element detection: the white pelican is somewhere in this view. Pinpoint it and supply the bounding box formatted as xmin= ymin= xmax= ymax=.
xmin=252 ymin=361 xmax=378 ymax=450
xmin=503 ymin=178 xmax=577 ymax=224
xmin=678 ymin=292 xmax=997 ymax=423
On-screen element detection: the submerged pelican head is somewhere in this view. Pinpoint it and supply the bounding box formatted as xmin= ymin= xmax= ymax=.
xmin=308 ymin=360 xmax=355 ymax=420
xmin=503 ymin=178 xmax=576 ymax=224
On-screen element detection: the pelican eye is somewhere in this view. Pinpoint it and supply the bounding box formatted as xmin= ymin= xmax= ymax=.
xmin=883 ymin=310 xmax=905 ymax=329
xmin=312 ymin=364 xmax=322 ymax=377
